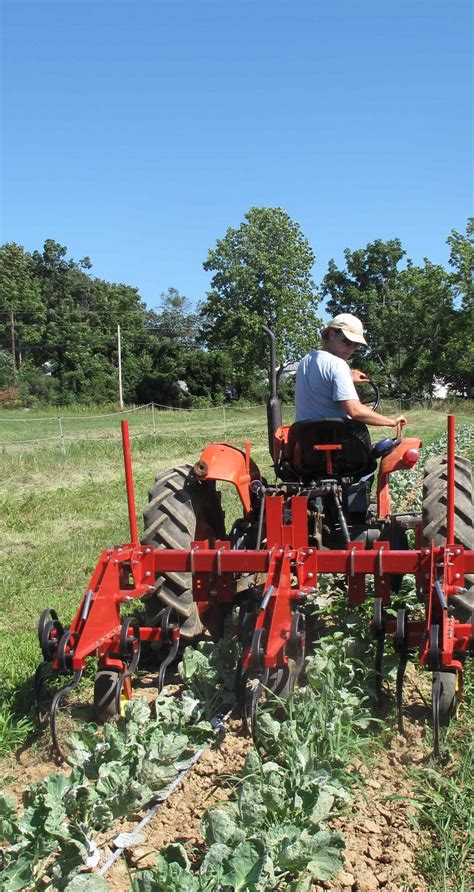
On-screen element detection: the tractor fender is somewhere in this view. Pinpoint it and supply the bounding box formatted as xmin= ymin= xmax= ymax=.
xmin=194 ymin=442 xmax=260 ymax=515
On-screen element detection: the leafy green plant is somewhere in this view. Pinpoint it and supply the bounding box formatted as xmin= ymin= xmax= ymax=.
xmin=134 ymin=634 xmax=376 ymax=891
xmin=178 ymin=636 xmax=240 ymax=719
xmin=0 ymin=696 xmax=217 ymax=890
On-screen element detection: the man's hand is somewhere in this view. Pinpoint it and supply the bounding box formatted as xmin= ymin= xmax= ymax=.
xmin=392 ymin=414 xmax=407 ymax=430
xmin=351 ymin=369 xmax=369 ymax=383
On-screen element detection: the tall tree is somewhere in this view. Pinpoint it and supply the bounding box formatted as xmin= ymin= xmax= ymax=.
xmin=444 ymin=219 xmax=474 ymax=396
xmin=323 ymin=239 xmax=456 ymax=397
xmin=29 ymin=241 xmax=151 ymax=403
xmin=0 ymin=242 xmax=44 ymax=378
xmin=199 ymin=207 xmax=321 ymax=396
xmin=148 ymin=287 xmax=198 ymax=349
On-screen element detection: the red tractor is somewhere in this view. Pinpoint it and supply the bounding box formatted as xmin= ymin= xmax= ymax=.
xmin=35 ymin=329 xmax=474 ymax=759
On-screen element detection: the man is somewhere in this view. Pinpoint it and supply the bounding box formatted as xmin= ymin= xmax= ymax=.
xmin=295 ymin=313 xmax=407 ymax=430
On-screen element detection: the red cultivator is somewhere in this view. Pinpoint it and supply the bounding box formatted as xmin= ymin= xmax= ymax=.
xmin=35 ymin=333 xmax=474 ymax=760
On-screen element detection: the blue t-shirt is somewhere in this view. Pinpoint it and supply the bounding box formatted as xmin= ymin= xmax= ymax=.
xmin=295 ymin=350 xmax=358 ymax=421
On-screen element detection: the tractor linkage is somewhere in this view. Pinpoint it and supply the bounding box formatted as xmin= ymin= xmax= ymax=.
xmin=35 ymin=417 xmax=474 ymax=761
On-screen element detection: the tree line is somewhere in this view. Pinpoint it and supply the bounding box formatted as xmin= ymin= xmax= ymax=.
xmin=0 ymin=209 xmax=472 ymax=407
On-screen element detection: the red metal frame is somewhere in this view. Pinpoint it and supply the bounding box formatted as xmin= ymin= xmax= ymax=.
xmin=47 ymin=415 xmax=474 ymax=705
xmin=122 ymin=421 xmax=138 ymax=545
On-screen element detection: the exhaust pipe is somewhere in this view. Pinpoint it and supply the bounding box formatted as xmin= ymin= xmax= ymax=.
xmin=262 ymin=325 xmax=282 ymax=459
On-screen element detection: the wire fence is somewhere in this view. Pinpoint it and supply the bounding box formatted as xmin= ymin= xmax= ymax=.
xmin=0 ymin=402 xmax=272 ymax=455
xmin=0 ymin=394 xmax=468 ymax=456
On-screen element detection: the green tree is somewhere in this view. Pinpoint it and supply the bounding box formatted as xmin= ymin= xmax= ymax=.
xmin=0 ymin=242 xmax=44 ymax=379
xmin=30 ymin=242 xmax=150 ymax=404
xmin=199 ymin=207 xmax=321 ymax=397
xmin=148 ymin=287 xmax=198 ymax=349
xmin=323 ymin=239 xmax=456 ymax=397
xmin=444 ymin=219 xmax=474 ymax=397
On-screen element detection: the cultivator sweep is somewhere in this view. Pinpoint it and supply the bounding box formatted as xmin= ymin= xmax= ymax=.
xmin=34 ymin=334 xmax=474 ymax=761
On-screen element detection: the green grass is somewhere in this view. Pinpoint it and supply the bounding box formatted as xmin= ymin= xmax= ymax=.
xmin=409 ymin=667 xmax=474 ymax=892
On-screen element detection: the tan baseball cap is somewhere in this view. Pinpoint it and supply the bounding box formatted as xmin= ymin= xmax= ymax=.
xmin=328 ymin=313 xmax=367 ymax=345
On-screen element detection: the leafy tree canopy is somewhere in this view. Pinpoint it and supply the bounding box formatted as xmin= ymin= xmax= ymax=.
xmin=147 ymin=287 xmax=198 ymax=349
xmin=444 ymin=219 xmax=474 ymax=396
xmin=199 ymin=207 xmax=321 ymax=395
xmin=323 ymin=238 xmax=459 ymax=397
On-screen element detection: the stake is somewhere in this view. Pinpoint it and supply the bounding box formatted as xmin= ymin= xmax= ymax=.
xmin=117 ymin=324 xmax=124 ymax=410
xmin=58 ymin=416 xmax=66 ymax=455
xmin=446 ymin=415 xmax=455 ymax=544
xmin=121 ymin=420 xmax=138 ymax=545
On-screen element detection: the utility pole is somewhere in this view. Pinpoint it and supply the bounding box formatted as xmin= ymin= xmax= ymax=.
xmin=117 ymin=323 xmax=124 ymax=409
xmin=10 ymin=310 xmax=16 ymax=379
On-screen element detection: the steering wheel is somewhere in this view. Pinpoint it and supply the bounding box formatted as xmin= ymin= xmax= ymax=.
xmin=355 ymin=379 xmax=380 ymax=411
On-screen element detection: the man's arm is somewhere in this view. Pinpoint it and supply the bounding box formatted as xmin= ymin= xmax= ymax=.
xmin=339 ymin=399 xmax=407 ymax=429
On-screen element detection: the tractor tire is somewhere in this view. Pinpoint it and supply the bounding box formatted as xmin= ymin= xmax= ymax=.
xmin=422 ymin=454 xmax=474 ymax=621
xmin=141 ymin=465 xmax=225 ymax=638
xmin=93 ymin=668 xmax=120 ymax=722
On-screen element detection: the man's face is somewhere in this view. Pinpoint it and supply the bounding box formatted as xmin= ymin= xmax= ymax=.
xmin=326 ymin=328 xmax=358 ymax=360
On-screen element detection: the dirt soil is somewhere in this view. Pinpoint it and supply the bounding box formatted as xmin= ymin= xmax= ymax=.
xmin=101 ymin=697 xmax=432 ymax=892
xmin=102 ymin=719 xmax=253 ymax=891
xmin=323 ymin=728 xmax=429 ymax=892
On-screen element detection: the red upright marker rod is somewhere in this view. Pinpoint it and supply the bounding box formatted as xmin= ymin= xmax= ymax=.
xmin=121 ymin=420 xmax=139 ymax=545
xmin=446 ymin=414 xmax=455 ymax=544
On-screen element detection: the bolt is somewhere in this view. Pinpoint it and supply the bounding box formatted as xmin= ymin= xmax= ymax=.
xmin=145 ymin=548 xmax=151 ymax=554
xmin=454 ymin=573 xmax=461 ymax=580
xmin=147 ymin=585 xmax=155 ymax=591
xmin=145 ymin=571 xmax=151 ymax=578
xmin=307 ymin=573 xmax=314 ymax=579
xmin=307 ymin=549 xmax=314 ymax=555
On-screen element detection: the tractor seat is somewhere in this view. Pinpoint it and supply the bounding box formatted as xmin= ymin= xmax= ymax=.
xmin=279 ymin=418 xmax=376 ymax=482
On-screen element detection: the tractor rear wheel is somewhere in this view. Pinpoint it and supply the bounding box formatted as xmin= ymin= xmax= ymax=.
xmin=422 ymin=454 xmax=474 ymax=621
xmin=141 ymin=465 xmax=226 ymax=638
xmin=422 ymin=454 xmax=474 ymax=726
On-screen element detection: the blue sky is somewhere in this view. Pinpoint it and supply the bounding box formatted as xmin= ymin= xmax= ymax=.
xmin=1 ymin=0 xmax=472 ymax=313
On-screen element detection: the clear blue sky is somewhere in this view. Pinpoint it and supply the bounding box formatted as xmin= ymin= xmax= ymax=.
xmin=1 ymin=0 xmax=472 ymax=313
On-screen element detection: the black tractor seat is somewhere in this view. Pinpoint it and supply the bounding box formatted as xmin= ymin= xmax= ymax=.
xmin=278 ymin=418 xmax=377 ymax=483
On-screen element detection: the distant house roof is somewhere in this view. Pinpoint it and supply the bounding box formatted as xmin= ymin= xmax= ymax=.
xmin=280 ymin=361 xmax=300 ymax=379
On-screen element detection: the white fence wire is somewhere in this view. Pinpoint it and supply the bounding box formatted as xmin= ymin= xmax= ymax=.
xmin=0 ymin=402 xmax=266 ymax=455
xmin=0 ymin=393 xmax=463 ymax=456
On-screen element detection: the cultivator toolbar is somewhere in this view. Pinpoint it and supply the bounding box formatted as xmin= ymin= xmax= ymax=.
xmin=35 ymin=416 xmax=474 ymax=761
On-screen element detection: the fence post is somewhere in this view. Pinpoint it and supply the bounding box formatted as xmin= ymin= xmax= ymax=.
xmin=223 ymin=405 xmax=227 ymax=440
xmin=151 ymin=402 xmax=157 ymax=444
xmin=58 ymin=416 xmax=66 ymax=455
